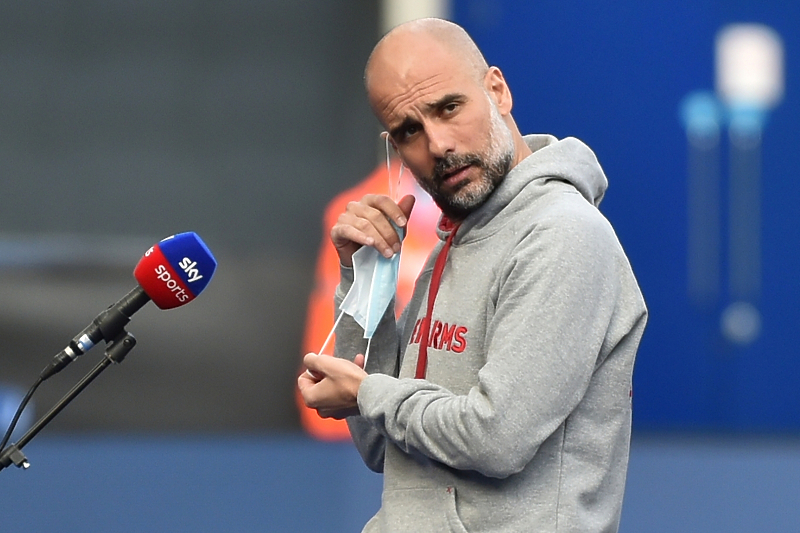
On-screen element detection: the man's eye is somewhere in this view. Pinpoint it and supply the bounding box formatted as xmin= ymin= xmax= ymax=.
xmin=403 ymin=125 xmax=420 ymax=138
xmin=440 ymin=101 xmax=462 ymax=116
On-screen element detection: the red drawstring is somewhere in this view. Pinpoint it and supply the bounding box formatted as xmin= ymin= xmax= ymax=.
xmin=414 ymin=225 xmax=458 ymax=379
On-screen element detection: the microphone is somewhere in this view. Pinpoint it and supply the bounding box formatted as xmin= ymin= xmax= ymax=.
xmin=40 ymin=232 xmax=217 ymax=380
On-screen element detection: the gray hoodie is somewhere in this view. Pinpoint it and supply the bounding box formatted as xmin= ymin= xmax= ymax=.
xmin=334 ymin=135 xmax=648 ymax=532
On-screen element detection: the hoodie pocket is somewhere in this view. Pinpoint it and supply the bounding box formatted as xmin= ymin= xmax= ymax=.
xmin=375 ymin=485 xmax=468 ymax=533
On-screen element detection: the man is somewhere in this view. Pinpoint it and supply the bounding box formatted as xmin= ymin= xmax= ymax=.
xmin=298 ymin=18 xmax=647 ymax=533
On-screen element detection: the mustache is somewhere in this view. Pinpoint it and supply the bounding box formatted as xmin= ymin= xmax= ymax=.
xmin=431 ymin=153 xmax=483 ymax=183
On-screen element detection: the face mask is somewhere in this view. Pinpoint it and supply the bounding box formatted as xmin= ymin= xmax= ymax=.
xmin=339 ymin=223 xmax=405 ymax=339
xmin=316 ymin=135 xmax=406 ymax=364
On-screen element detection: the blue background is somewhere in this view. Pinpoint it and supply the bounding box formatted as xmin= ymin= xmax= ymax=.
xmin=454 ymin=0 xmax=800 ymax=432
xmin=3 ymin=434 xmax=800 ymax=532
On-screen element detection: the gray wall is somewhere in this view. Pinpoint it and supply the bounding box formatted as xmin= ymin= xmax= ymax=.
xmin=0 ymin=1 xmax=381 ymax=433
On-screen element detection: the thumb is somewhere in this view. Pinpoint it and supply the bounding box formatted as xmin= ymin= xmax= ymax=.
xmin=303 ymin=353 xmax=324 ymax=377
xmin=353 ymin=353 xmax=366 ymax=369
xmin=397 ymin=194 xmax=416 ymax=223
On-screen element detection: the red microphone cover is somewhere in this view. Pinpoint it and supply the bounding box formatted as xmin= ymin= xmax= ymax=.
xmin=133 ymin=232 xmax=217 ymax=309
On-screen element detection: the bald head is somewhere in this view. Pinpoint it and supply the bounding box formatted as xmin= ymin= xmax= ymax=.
xmin=364 ymin=18 xmax=489 ymax=97
xmin=361 ymin=18 xmax=532 ymax=218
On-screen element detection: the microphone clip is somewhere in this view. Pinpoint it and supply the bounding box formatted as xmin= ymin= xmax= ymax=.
xmin=40 ymin=287 xmax=149 ymax=381
xmin=104 ymin=330 xmax=137 ymax=365
xmin=0 ymin=445 xmax=30 ymax=471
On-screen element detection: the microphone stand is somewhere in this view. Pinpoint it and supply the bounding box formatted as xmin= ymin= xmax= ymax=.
xmin=0 ymin=330 xmax=137 ymax=473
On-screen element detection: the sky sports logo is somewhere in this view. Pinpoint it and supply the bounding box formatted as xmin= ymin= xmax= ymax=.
xmin=137 ymin=242 xmax=214 ymax=308
xmin=134 ymin=233 xmax=217 ymax=309
xmin=177 ymin=257 xmax=203 ymax=282
xmin=144 ymin=246 xmax=204 ymax=280
xmin=154 ymin=263 xmax=192 ymax=302
xmin=150 ymin=252 xmax=206 ymax=302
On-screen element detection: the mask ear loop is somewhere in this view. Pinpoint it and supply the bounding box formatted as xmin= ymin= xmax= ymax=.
xmin=372 ymin=131 xmax=404 ymax=367
xmin=364 ymin=337 xmax=373 ymax=367
xmin=309 ymin=134 xmax=400 ymax=375
xmin=395 ymin=163 xmax=405 ymax=202
xmin=305 ymin=308 xmax=345 ymax=378
xmin=313 ymin=129 xmax=390 ymax=365
xmin=383 ymin=132 xmax=405 ymax=203
xmin=313 ymin=292 xmax=374 ymax=370
xmin=318 ymin=309 xmax=345 ymax=357
xmin=360 ymin=246 xmax=385 ymax=367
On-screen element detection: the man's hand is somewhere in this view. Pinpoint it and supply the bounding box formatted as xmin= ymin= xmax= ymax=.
xmin=298 ymin=353 xmax=368 ymax=419
xmin=331 ymin=193 xmax=416 ymax=267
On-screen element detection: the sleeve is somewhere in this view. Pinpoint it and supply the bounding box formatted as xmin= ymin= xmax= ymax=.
xmin=333 ymin=263 xmax=402 ymax=473
xmin=355 ymin=207 xmax=629 ymax=478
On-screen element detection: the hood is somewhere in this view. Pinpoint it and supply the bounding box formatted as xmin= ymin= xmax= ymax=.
xmin=517 ymin=134 xmax=608 ymax=207
xmin=438 ymin=134 xmax=609 ymax=243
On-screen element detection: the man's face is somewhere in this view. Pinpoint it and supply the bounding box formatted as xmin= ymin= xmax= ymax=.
xmin=368 ymin=45 xmax=515 ymax=221
xmin=413 ymin=100 xmax=514 ymax=220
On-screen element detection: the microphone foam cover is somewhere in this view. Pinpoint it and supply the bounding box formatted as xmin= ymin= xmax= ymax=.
xmin=134 ymin=232 xmax=218 ymax=309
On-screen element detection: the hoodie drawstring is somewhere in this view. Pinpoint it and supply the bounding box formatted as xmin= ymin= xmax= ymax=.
xmin=414 ymin=225 xmax=458 ymax=379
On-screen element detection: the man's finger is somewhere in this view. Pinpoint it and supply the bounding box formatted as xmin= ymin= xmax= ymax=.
xmin=397 ymin=194 xmax=416 ymax=222
xmin=362 ymin=194 xmax=410 ymax=226
xmin=356 ymin=197 xmax=407 ymax=257
xmin=353 ymin=353 xmax=366 ymax=369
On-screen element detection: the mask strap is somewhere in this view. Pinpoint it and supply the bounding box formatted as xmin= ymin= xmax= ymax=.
xmin=316 ymin=309 xmax=373 ymax=369
xmin=360 ymin=248 xmax=385 ymax=366
xmin=364 ymin=337 xmax=373 ymax=367
xmin=304 ymin=309 xmax=345 ymax=379
xmin=383 ymin=132 xmax=404 ymax=202
xmin=396 ymin=163 xmax=405 ymax=202
xmin=318 ymin=309 xmax=345 ymax=356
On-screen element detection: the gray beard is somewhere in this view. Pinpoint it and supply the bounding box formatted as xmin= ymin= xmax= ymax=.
xmin=418 ymin=106 xmax=515 ymax=221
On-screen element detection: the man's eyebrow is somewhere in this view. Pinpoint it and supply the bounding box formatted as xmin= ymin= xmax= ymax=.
xmin=388 ymin=93 xmax=468 ymax=139
xmin=425 ymin=93 xmax=466 ymax=111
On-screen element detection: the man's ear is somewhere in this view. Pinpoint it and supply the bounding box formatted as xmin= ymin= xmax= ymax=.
xmin=381 ymin=131 xmax=399 ymax=152
xmin=484 ymin=66 xmax=513 ymax=115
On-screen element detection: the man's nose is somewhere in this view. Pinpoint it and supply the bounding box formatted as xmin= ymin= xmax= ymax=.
xmin=426 ymin=122 xmax=455 ymax=158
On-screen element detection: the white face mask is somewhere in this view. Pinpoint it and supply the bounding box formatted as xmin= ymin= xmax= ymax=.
xmin=339 ymin=222 xmax=405 ymax=339
xmin=316 ymin=135 xmax=406 ymax=364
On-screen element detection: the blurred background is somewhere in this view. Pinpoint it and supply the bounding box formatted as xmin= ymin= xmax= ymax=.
xmin=1 ymin=0 xmax=799 ymax=531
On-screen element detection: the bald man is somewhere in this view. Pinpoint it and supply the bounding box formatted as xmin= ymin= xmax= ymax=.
xmin=298 ymin=18 xmax=647 ymax=533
